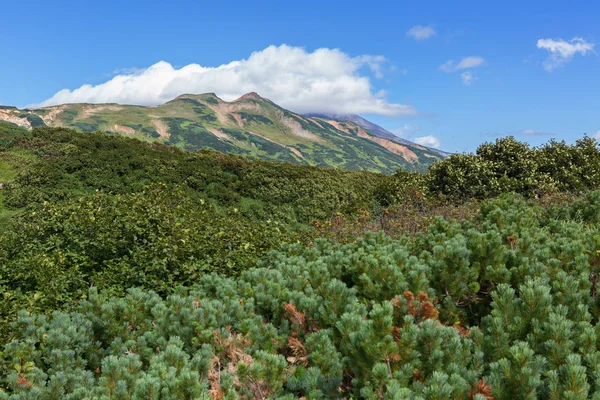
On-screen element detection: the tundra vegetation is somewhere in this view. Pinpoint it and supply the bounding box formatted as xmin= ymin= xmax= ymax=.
xmin=1 ymin=124 xmax=600 ymax=398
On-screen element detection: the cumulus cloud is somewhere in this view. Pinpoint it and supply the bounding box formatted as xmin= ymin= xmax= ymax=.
xmin=414 ymin=135 xmax=441 ymax=149
xmin=36 ymin=45 xmax=417 ymax=117
xmin=390 ymin=124 xmax=420 ymax=137
xmin=439 ymin=56 xmax=486 ymax=72
xmin=521 ymin=129 xmax=555 ymax=136
xmin=391 ymin=125 xmax=440 ymax=149
xmin=111 ymin=67 xmax=145 ymax=76
xmin=593 ymin=130 xmax=600 ymax=139
xmin=537 ymin=37 xmax=595 ymax=71
xmin=461 ymin=71 xmax=474 ymax=86
xmin=355 ymin=55 xmax=387 ymax=79
xmin=407 ymin=25 xmax=436 ymax=40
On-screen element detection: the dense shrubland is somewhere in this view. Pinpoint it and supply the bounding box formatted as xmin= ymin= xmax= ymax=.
xmin=0 ymin=184 xmax=294 ymax=341
xmin=2 ymin=193 xmax=600 ymax=398
xmin=2 ymin=125 xmax=600 ymax=397
xmin=0 ymin=127 xmax=385 ymax=225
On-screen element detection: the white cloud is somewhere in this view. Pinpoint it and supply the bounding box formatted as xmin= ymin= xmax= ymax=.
xmin=355 ymin=55 xmax=387 ymax=78
xmin=461 ymin=71 xmax=474 ymax=86
xmin=593 ymin=130 xmax=600 ymax=139
xmin=537 ymin=37 xmax=595 ymax=71
xmin=414 ymin=135 xmax=441 ymax=148
xmin=438 ymin=61 xmax=453 ymax=72
xmin=407 ymin=25 xmax=436 ymax=40
xmin=521 ymin=129 xmax=554 ymax=136
xmin=391 ymin=125 xmax=441 ymax=149
xmin=111 ymin=67 xmax=145 ymax=76
xmin=36 ymin=45 xmax=417 ymax=117
xmin=456 ymin=56 xmax=487 ymax=69
xmin=390 ymin=124 xmax=420 ymax=137
xmin=439 ymin=56 xmax=486 ymax=72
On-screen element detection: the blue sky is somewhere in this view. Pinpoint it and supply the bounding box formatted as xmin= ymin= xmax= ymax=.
xmin=1 ymin=0 xmax=598 ymax=152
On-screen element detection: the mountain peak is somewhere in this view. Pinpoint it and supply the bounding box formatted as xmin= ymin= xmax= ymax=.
xmin=174 ymin=93 xmax=222 ymax=101
xmin=234 ymin=92 xmax=264 ymax=102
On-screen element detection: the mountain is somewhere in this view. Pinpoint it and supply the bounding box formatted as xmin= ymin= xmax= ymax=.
xmin=0 ymin=93 xmax=446 ymax=173
xmin=305 ymin=112 xmax=450 ymax=158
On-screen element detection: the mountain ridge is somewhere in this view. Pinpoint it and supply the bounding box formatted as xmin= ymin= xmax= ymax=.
xmin=304 ymin=112 xmax=449 ymax=158
xmin=0 ymin=93 xmax=447 ymax=173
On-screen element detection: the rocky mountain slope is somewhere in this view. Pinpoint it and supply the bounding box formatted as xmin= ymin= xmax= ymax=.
xmin=0 ymin=93 xmax=446 ymax=173
xmin=305 ymin=112 xmax=450 ymax=158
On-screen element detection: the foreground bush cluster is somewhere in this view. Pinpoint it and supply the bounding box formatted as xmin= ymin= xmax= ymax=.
xmin=2 ymin=192 xmax=600 ymax=398
xmin=0 ymin=184 xmax=296 ymax=341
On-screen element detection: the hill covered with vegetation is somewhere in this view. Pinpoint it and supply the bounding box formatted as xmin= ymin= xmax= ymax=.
xmin=0 ymin=93 xmax=445 ymax=173
xmin=1 ymin=125 xmax=600 ymax=398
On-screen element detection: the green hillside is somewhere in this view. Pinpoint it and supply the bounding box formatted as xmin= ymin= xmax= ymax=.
xmin=0 ymin=93 xmax=444 ymax=173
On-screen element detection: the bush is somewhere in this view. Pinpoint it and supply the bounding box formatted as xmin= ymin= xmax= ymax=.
xmin=2 ymin=193 xmax=600 ymax=397
xmin=427 ymin=136 xmax=600 ymax=201
xmin=2 ymin=128 xmax=385 ymax=224
xmin=0 ymin=184 xmax=293 ymax=341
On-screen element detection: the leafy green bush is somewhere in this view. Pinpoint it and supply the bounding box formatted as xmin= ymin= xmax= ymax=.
xmin=2 ymin=192 xmax=600 ymax=397
xmin=373 ymin=169 xmax=427 ymax=207
xmin=0 ymin=138 xmax=15 ymax=151
xmin=0 ymin=184 xmax=293 ymax=341
xmin=0 ymin=122 xmax=27 ymax=137
xmin=427 ymin=136 xmax=600 ymax=201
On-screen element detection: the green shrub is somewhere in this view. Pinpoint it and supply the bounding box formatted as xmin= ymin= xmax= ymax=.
xmin=2 ymin=193 xmax=600 ymax=397
xmin=2 ymin=127 xmax=385 ymax=224
xmin=0 ymin=184 xmax=293 ymax=341
xmin=427 ymin=136 xmax=600 ymax=201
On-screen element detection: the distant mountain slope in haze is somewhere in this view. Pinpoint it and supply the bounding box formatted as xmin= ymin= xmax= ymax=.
xmin=0 ymin=93 xmax=447 ymax=173
xmin=305 ymin=112 xmax=450 ymax=158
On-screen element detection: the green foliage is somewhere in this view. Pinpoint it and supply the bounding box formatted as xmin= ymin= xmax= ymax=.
xmin=428 ymin=136 xmax=600 ymax=200
xmin=72 ymin=121 xmax=99 ymax=132
xmin=17 ymin=114 xmax=46 ymax=128
xmin=237 ymin=111 xmax=274 ymax=125
xmin=0 ymin=123 xmax=27 ymax=137
xmin=0 ymin=184 xmax=291 ymax=342
xmin=1 ymin=127 xmax=384 ymax=225
xmin=4 ymin=127 xmax=600 ymax=397
xmin=0 ymin=137 xmax=16 ymax=151
xmin=373 ymin=169 xmax=427 ymax=207
xmin=2 ymin=193 xmax=600 ymax=397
